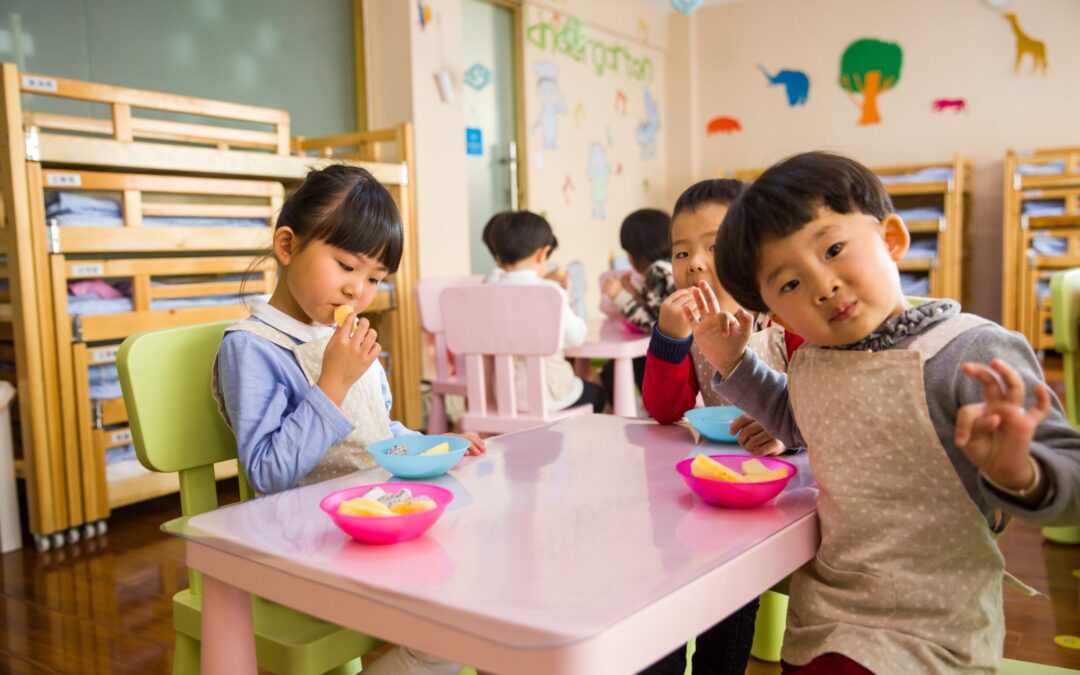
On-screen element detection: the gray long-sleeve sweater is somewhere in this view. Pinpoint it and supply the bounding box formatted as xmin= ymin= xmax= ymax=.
xmin=713 ymin=300 xmax=1080 ymax=531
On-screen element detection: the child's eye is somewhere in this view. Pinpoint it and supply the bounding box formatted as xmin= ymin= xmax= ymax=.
xmin=780 ymin=280 xmax=799 ymax=293
xmin=674 ymin=251 xmax=688 ymax=260
xmin=368 ymin=278 xmax=380 ymax=286
xmin=708 ymin=244 xmax=715 ymax=253
xmin=338 ymin=262 xmax=355 ymax=272
xmin=825 ymin=243 xmax=843 ymax=259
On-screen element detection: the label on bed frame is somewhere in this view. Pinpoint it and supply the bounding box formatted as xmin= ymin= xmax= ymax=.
xmin=22 ymin=75 xmax=58 ymax=93
xmin=110 ymin=430 xmax=132 ymax=445
xmin=71 ymin=263 xmax=105 ymax=277
xmin=91 ymin=347 xmax=118 ymax=363
xmin=1022 ymin=190 xmax=1044 ymax=198
xmin=46 ymin=173 xmax=82 ymax=187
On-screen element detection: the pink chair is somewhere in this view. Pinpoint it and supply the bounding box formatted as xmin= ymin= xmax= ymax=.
xmin=440 ymin=284 xmax=592 ymax=435
xmin=415 ymin=275 xmax=483 ymax=433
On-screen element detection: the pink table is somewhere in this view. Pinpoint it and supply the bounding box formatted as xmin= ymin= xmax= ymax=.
xmin=165 ymin=415 xmax=819 ymax=675
xmin=564 ymin=319 xmax=650 ymax=417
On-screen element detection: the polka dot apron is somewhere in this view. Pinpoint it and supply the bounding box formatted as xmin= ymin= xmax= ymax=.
xmin=783 ymin=313 xmax=1009 ymax=673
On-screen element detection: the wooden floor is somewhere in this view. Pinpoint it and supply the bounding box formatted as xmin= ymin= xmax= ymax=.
xmin=1 ymin=481 xmax=1077 ymax=674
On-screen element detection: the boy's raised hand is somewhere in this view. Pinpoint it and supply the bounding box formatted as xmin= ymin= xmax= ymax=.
xmin=658 ymin=288 xmax=697 ymax=339
xmin=684 ymin=281 xmax=753 ymax=378
xmin=318 ymin=312 xmax=381 ymax=407
xmin=955 ymin=358 xmax=1050 ymax=492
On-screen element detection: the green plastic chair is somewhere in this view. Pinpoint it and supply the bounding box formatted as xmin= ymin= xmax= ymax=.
xmin=117 ymin=321 xmax=383 ymax=675
xmin=1047 ymin=271 xmax=1080 ymax=545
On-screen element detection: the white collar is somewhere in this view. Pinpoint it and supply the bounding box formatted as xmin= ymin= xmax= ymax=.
xmin=249 ymin=300 xmax=333 ymax=343
xmin=501 ymin=269 xmax=540 ymax=280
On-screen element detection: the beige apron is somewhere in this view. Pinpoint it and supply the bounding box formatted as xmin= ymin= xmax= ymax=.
xmin=784 ymin=313 xmax=1009 ymax=673
xmin=212 ymin=320 xmax=391 ymax=487
xmin=694 ymin=325 xmax=789 ymax=407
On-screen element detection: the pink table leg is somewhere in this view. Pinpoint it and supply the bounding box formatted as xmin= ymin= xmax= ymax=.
xmin=612 ymin=357 xmax=636 ymax=417
xmin=201 ymin=574 xmax=256 ymax=674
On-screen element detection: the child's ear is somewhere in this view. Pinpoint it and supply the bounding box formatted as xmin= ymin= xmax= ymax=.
xmin=273 ymin=227 xmax=297 ymax=265
xmin=880 ymin=214 xmax=910 ymax=262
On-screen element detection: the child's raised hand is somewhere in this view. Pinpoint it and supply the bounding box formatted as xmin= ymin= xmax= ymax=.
xmin=658 ymin=288 xmax=697 ymax=339
xmin=318 ymin=312 xmax=381 ymax=407
xmin=684 ymin=281 xmax=752 ymax=378
xmin=955 ymin=358 xmax=1050 ymax=492
xmin=447 ymin=431 xmax=487 ymax=456
xmin=602 ymin=274 xmax=625 ymax=299
xmin=730 ymin=414 xmax=785 ymax=456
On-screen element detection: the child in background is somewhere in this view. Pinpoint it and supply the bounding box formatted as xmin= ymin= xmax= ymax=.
xmin=215 ymin=165 xmax=484 ymax=675
xmin=600 ymin=208 xmax=677 ymax=395
xmin=638 ymin=180 xmax=789 ymax=675
xmin=603 ymin=208 xmax=677 ymax=333
xmin=692 ymin=151 xmax=1080 ymax=673
xmin=486 ymin=210 xmax=606 ymax=412
xmin=643 ymin=179 xmax=796 ymax=456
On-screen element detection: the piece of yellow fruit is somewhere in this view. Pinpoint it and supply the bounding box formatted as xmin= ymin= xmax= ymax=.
xmin=337 ymin=497 xmax=393 ymax=517
xmin=333 ymin=305 xmax=354 ymax=327
xmin=741 ymin=458 xmax=769 ymax=475
xmin=390 ymin=500 xmax=437 ymax=515
xmin=690 ymin=454 xmax=745 ymax=482
xmin=418 ymin=441 xmax=450 ymax=457
xmin=742 ymin=468 xmax=789 ymax=483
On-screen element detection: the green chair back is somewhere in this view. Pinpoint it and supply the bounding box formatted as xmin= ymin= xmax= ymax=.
xmin=1051 ymin=269 xmax=1080 ymax=427
xmin=118 ymin=320 xmax=253 ymax=519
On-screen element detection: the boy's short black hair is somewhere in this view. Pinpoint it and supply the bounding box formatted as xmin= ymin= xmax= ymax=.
xmin=482 ymin=211 xmax=508 ymax=260
xmin=620 ymin=208 xmax=671 ymax=269
xmin=716 ymin=151 xmax=894 ymax=313
xmin=672 ymin=179 xmax=746 ymax=218
xmin=490 ymin=210 xmax=558 ymax=266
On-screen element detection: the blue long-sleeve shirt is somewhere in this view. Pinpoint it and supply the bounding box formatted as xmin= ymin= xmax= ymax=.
xmin=215 ymin=308 xmax=417 ymax=495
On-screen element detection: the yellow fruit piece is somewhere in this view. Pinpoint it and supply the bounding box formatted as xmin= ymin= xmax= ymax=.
xmin=742 ymin=468 xmax=789 ymax=483
xmin=691 ymin=454 xmax=745 ymax=482
xmin=334 ymin=305 xmax=354 ymax=327
xmin=741 ymin=458 xmax=769 ymax=475
xmin=1054 ymin=635 xmax=1080 ymax=650
xmin=418 ymin=441 xmax=450 ymax=457
xmin=390 ymin=500 xmax=437 ymax=515
xmin=337 ymin=497 xmax=393 ymax=517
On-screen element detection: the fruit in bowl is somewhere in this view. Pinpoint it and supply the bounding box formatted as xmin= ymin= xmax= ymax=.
xmin=676 ymin=454 xmax=796 ymax=508
xmin=367 ymin=435 xmax=470 ymax=479
xmin=321 ymin=483 xmax=453 ymax=544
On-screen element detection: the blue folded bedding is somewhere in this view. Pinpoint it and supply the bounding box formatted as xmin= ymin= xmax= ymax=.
xmin=68 ymin=292 xmax=269 ymax=317
xmin=877 ymin=167 xmax=954 ymax=185
xmin=1023 ymin=200 xmax=1066 ymax=217
xmin=900 ymin=273 xmax=929 ymax=296
xmin=905 ymin=239 xmax=938 ymax=260
xmin=1030 ymin=235 xmax=1068 ymax=256
xmin=1016 ymin=160 xmax=1065 ymax=176
xmin=46 ymin=191 xmax=267 ymax=228
xmin=895 ymin=206 xmax=945 ymax=222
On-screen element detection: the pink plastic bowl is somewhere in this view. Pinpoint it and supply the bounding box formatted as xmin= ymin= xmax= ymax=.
xmin=675 ymin=455 xmax=797 ymax=509
xmin=320 ymin=482 xmax=454 ymax=545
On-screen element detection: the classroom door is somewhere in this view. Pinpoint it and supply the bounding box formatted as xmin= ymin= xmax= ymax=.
xmin=462 ymin=0 xmax=522 ymax=276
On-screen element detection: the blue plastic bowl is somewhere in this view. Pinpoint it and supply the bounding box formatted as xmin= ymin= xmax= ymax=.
xmin=684 ymin=406 xmax=743 ymax=443
xmin=367 ymin=434 xmax=470 ymax=479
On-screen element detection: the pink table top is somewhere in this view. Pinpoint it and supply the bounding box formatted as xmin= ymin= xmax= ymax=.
xmin=165 ymin=414 xmax=818 ymax=655
xmin=564 ymin=319 xmax=650 ymax=359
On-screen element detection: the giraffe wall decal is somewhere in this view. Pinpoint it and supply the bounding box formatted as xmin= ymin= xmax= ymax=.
xmin=1004 ymin=12 xmax=1048 ymax=75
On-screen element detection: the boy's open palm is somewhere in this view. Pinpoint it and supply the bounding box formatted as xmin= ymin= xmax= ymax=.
xmin=955 ymin=359 xmax=1050 ymax=492
xmin=684 ymin=281 xmax=753 ymax=378
xmin=318 ymin=313 xmax=381 ymax=407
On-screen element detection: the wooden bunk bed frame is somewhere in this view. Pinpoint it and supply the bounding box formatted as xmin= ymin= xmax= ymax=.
xmin=733 ymin=155 xmax=971 ymax=304
xmin=0 ymin=63 xmax=421 ymax=550
xmin=1003 ymin=147 xmax=1080 ymax=351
